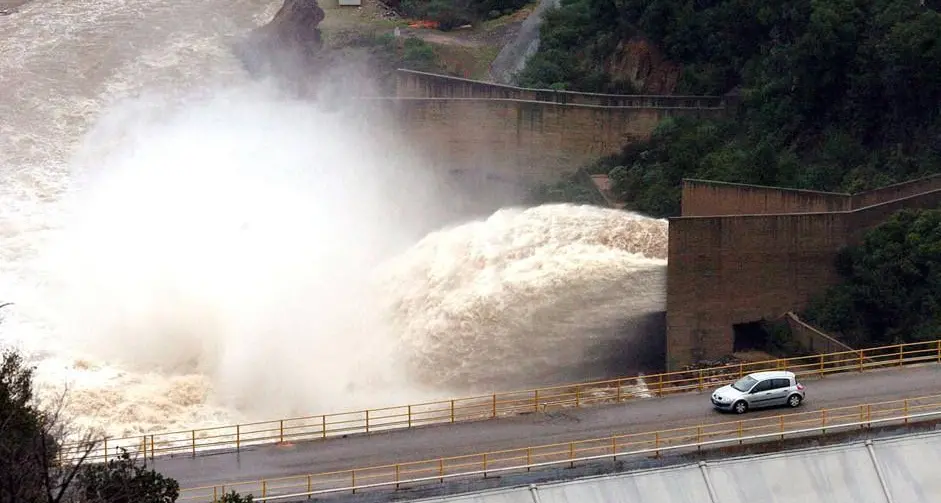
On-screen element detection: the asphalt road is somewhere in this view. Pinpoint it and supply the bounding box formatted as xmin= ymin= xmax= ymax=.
xmin=154 ymin=363 xmax=941 ymax=490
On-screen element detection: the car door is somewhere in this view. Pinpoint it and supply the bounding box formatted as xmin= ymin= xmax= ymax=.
xmin=745 ymin=379 xmax=774 ymax=408
xmin=768 ymin=378 xmax=792 ymax=406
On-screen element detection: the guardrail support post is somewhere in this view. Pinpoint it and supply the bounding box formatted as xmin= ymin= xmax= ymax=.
xmin=439 ymin=459 xmax=444 ymax=483
xmin=698 ymin=370 xmax=704 ymax=392
xmin=904 ymin=399 xmax=909 ymax=424
xmin=450 ymin=400 xmax=455 ymax=423
xmin=351 ymin=469 xmax=356 ymax=494
xmin=213 ymin=486 xmax=217 ymax=503
xmin=395 ymin=464 xmax=400 ymax=489
xmin=611 ymin=437 xmax=617 ymax=460
xmin=819 ymin=355 xmax=825 ymax=375
xmin=483 ymin=453 xmax=488 ymax=478
xmin=307 ymin=474 xmax=312 ymax=499
xmin=899 ymin=345 xmax=904 ymax=366
xmin=150 ymin=435 xmax=155 ymax=461
xmin=655 ymin=432 xmax=660 ymax=457
xmin=575 ymin=386 xmax=581 ymax=407
xmin=322 ymin=415 xmax=327 ymax=439
xmin=937 ymin=340 xmax=940 ymax=362
xmin=697 ymin=426 xmax=703 ymax=450
xmin=280 ymin=419 xmax=285 ymax=442
xmin=569 ymin=442 xmax=575 ymax=468
xmin=191 ymin=431 xmax=196 ymax=458
xmin=492 ymin=394 xmax=498 ymax=418
xmin=262 ymin=480 xmax=267 ymax=498
xmin=859 ymin=351 xmax=864 ymax=372
xmin=822 ymin=409 xmax=828 ymax=434
xmin=236 ymin=425 xmax=240 ymax=452
xmin=616 ymin=381 xmax=622 ymax=403
xmin=738 ymin=363 xmax=743 ymax=378
xmin=534 ymin=390 xmax=539 ymax=412
xmin=365 ymin=411 xmax=369 ymax=434
xmin=658 ymin=374 xmax=664 ymax=397
xmin=737 ymin=421 xmax=743 ymax=445
xmin=527 ymin=447 xmax=532 ymax=471
xmin=408 ymin=405 xmax=412 ymax=428
xmin=103 ymin=438 xmax=107 ymax=463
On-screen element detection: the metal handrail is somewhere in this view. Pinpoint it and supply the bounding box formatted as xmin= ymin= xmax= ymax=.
xmin=176 ymin=393 xmax=941 ymax=502
xmin=59 ymin=339 xmax=941 ymax=464
xmin=253 ymin=411 xmax=941 ymax=502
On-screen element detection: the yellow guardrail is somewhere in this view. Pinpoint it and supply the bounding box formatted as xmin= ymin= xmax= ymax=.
xmin=177 ymin=393 xmax=941 ymax=502
xmin=59 ymin=339 xmax=941 ymax=464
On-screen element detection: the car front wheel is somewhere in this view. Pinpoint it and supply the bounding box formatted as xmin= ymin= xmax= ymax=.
xmin=787 ymin=394 xmax=803 ymax=408
xmin=733 ymin=401 xmax=748 ymax=414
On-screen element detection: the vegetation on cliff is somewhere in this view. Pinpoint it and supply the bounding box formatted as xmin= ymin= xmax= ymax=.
xmin=521 ymin=0 xmax=941 ymax=218
xmin=804 ymin=209 xmax=941 ymax=347
xmin=397 ymin=0 xmax=531 ymax=30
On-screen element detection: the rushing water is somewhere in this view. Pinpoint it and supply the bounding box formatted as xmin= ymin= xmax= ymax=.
xmin=0 ymin=0 xmax=667 ymax=439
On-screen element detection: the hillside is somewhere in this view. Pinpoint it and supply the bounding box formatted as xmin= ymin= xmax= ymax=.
xmin=520 ymin=0 xmax=941 ymax=218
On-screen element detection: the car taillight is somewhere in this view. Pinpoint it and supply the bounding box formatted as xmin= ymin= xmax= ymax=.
xmin=796 ymin=383 xmax=805 ymax=390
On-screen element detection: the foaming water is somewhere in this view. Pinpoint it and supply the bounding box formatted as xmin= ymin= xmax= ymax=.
xmin=0 ymin=0 xmax=669 ymax=439
xmin=380 ymin=205 xmax=667 ymax=390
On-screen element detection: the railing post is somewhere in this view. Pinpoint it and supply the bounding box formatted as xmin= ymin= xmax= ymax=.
xmin=899 ymin=344 xmax=904 ymax=366
xmin=611 ymin=437 xmax=617 ymax=460
xmin=408 ymin=405 xmax=412 ymax=428
xmin=697 ymin=426 xmax=703 ymax=450
xmin=737 ymin=421 xmax=743 ymax=445
xmin=738 ymin=363 xmax=744 ymax=378
xmin=438 ymin=459 xmax=444 ymax=483
xmin=575 ymin=386 xmax=581 ymax=407
xmin=150 ymin=435 xmax=155 ymax=461
xmin=322 ymin=415 xmax=327 ymax=439
xmin=307 ymin=475 xmax=312 ymax=499
xmin=534 ymin=389 xmax=540 ymax=412
xmin=937 ymin=340 xmax=940 ymax=362
xmin=822 ymin=409 xmax=828 ymax=433
xmin=867 ymin=404 xmax=872 ymax=426
xmin=658 ymin=374 xmax=664 ymax=397
xmin=858 ymin=351 xmax=864 ymax=372
xmin=450 ymin=399 xmax=455 ymax=423
xmin=236 ymin=425 xmax=240 ymax=452
xmin=655 ymin=432 xmax=660 ymax=457
xmin=697 ymin=370 xmax=704 ymax=391
xmin=483 ymin=452 xmax=488 ymax=478
xmin=569 ymin=442 xmax=575 ymax=468
xmin=492 ymin=394 xmax=497 ymax=418
xmin=616 ymin=380 xmax=622 ymax=403
xmin=365 ymin=411 xmax=369 ymax=434
xmin=904 ymin=399 xmax=909 ymax=425
xmin=103 ymin=438 xmax=107 ymax=463
xmin=779 ymin=415 xmax=785 ymax=440
xmin=280 ymin=419 xmax=285 ymax=442
xmin=819 ymin=354 xmax=825 ymax=375
xmin=351 ymin=469 xmax=356 ymax=494
xmin=395 ymin=464 xmax=401 ymax=489
xmin=860 ymin=405 xmax=865 ymax=427
xmin=262 ymin=480 xmax=267 ymax=498
xmin=191 ymin=431 xmax=196 ymax=458
xmin=213 ymin=486 xmax=217 ymax=503
xmin=527 ymin=447 xmax=532 ymax=471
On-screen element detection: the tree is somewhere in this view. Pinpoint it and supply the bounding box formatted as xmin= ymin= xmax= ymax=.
xmin=0 ymin=347 xmax=94 ymax=503
xmin=1 ymin=339 xmax=182 ymax=503
xmin=76 ymin=450 xmax=179 ymax=503
xmin=804 ymin=209 xmax=941 ymax=346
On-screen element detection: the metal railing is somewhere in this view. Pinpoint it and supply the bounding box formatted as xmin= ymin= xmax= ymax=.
xmin=177 ymin=393 xmax=941 ymax=502
xmin=59 ymin=339 xmax=941 ymax=464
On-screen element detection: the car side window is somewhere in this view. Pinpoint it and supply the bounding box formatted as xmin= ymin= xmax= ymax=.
xmin=773 ymin=378 xmax=791 ymax=389
xmin=751 ymin=380 xmax=772 ymax=392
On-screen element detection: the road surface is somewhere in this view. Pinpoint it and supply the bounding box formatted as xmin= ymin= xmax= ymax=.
xmin=154 ymin=363 xmax=941 ymax=489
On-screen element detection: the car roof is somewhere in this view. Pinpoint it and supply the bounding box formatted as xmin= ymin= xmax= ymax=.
xmin=747 ymin=370 xmax=795 ymax=380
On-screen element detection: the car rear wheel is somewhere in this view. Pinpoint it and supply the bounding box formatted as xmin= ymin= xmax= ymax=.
xmin=733 ymin=400 xmax=748 ymax=414
xmin=787 ymin=394 xmax=803 ymax=408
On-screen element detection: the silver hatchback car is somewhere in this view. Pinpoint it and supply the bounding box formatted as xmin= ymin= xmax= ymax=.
xmin=710 ymin=370 xmax=805 ymax=414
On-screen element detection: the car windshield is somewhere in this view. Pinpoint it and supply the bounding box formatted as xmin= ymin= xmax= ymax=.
xmin=731 ymin=376 xmax=758 ymax=392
